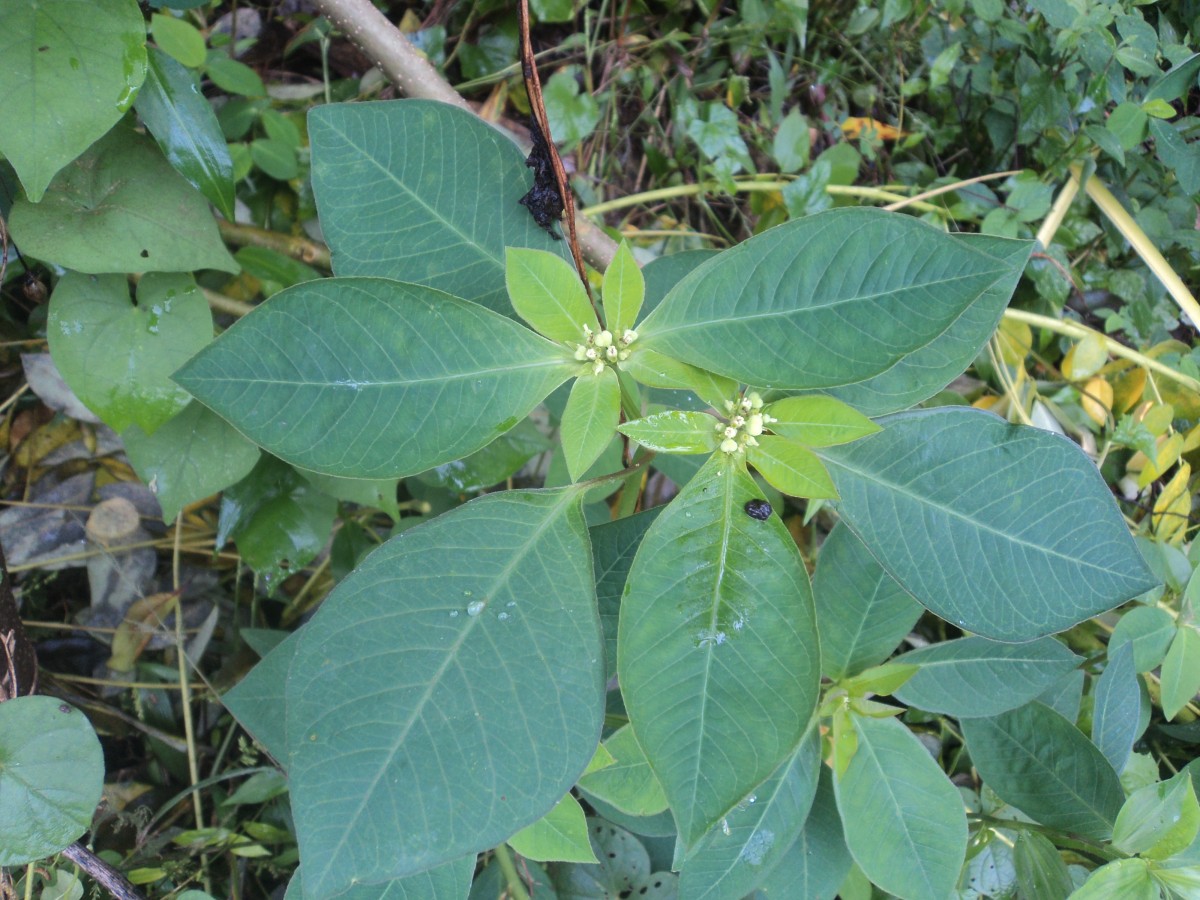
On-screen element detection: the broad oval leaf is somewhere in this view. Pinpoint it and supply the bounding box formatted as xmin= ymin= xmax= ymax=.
xmin=135 ymin=47 xmax=236 ymax=220
xmin=1091 ymin=640 xmax=1140 ymax=773
xmin=822 ymin=234 xmax=1033 ymax=415
xmin=618 ymin=454 xmax=820 ymax=850
xmin=124 ymin=401 xmax=262 ymax=524
xmin=576 ymin=725 xmax=668 ymax=817
xmin=0 ymin=0 xmax=147 ymax=202
xmin=618 ymin=410 xmax=721 ymax=455
xmin=677 ymin=729 xmax=821 ymax=900
xmin=961 ymin=701 xmax=1124 ymax=840
xmin=1161 ymin=624 xmax=1200 ymax=721
xmin=284 ymin=489 xmax=604 ymax=896
xmin=9 ymin=123 xmax=238 ymax=274
xmin=892 ymin=636 xmax=1082 ymax=718
xmin=812 ymin=523 xmax=922 ymax=680
xmin=221 ymin=628 xmax=300 ymax=764
xmin=1012 ymin=831 xmax=1073 ymax=900
xmin=506 ymin=247 xmax=598 ymax=342
xmin=762 ymin=395 xmax=879 ymax=447
xmin=49 ymin=272 xmax=213 ymax=434
xmin=591 ymin=508 xmax=660 ymax=678
xmin=175 ymin=278 xmax=576 ymax=479
xmin=283 ymin=854 xmax=475 ymax=900
xmin=818 ymin=408 xmax=1158 ymax=641
xmin=0 ymin=697 xmax=105 ymax=866
xmin=308 ymin=100 xmax=572 ymax=316
xmin=561 ymin=368 xmax=620 ymax=482
xmin=509 ymin=793 xmax=599 ymax=864
xmin=834 ymin=714 xmax=967 ymax=900
xmin=1113 ymin=770 xmax=1200 ymax=860
xmin=638 ymin=208 xmax=1031 ymax=390
xmin=747 ymin=435 xmax=837 ymax=499
xmin=754 ymin=766 xmax=852 ymax=900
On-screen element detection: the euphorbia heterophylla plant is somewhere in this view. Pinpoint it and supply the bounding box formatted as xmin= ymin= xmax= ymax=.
xmin=182 ymin=101 xmax=1159 ymax=900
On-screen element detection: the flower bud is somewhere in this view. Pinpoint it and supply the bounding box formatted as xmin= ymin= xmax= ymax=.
xmin=592 ymin=360 xmax=606 ymax=376
xmin=585 ymin=348 xmax=598 ymax=360
xmin=574 ymin=346 xmax=588 ymax=361
xmin=747 ymin=413 xmax=764 ymax=436
xmin=724 ymin=426 xmax=738 ymax=439
xmin=747 ymin=391 xmax=763 ymax=409
xmin=621 ymin=329 xmax=638 ymax=345
xmin=606 ymin=345 xmax=618 ymax=360
xmin=720 ymin=438 xmax=739 ymax=453
xmin=595 ymin=330 xmax=614 ymax=348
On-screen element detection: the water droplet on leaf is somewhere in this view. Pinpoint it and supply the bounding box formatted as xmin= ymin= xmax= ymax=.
xmin=466 ymin=600 xmax=485 ymax=617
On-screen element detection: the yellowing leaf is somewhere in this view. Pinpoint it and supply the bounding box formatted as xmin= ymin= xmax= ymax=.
xmin=1081 ymin=377 xmax=1114 ymax=426
xmin=1153 ymin=462 xmax=1191 ymax=544
xmin=840 ymin=117 xmax=909 ymax=141
xmin=1140 ymin=403 xmax=1175 ymax=436
xmin=1062 ymin=333 xmax=1108 ymax=380
xmin=996 ymin=318 xmax=1032 ymax=366
xmin=973 ymin=395 xmax=1001 ymax=411
xmin=1138 ymin=433 xmax=1184 ymax=489
xmin=1111 ymin=365 xmax=1147 ymax=413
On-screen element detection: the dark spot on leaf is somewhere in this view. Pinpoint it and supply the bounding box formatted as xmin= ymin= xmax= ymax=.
xmin=640 ymin=888 xmax=648 ymax=895
xmin=140 ymin=249 xmax=149 ymax=258
xmin=38 ymin=45 xmax=49 ymax=52
xmin=618 ymin=892 xmax=631 ymax=900
xmin=654 ymin=881 xmax=662 ymax=888
xmin=59 ymin=704 xmax=71 ymax=713
xmin=608 ymin=852 xmax=616 ymax=858
xmin=744 ymin=499 xmax=772 ymax=520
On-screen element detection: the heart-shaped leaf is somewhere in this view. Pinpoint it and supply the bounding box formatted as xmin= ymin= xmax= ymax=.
xmin=175 ymin=278 xmax=577 ymax=479
xmin=285 ymin=489 xmax=603 ymax=896
xmin=10 ymin=123 xmax=237 ymax=274
xmin=49 ymin=271 xmax=213 ymax=434
xmin=308 ymin=100 xmax=572 ymax=316
xmin=618 ymin=453 xmax=820 ymax=849
xmin=818 ymin=407 xmax=1158 ymax=641
xmin=0 ymin=0 xmax=147 ymax=202
xmin=0 ymin=697 xmax=105 ymax=866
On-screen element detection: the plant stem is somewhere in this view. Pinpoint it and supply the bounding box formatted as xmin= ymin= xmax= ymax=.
xmin=60 ymin=843 xmax=145 ymax=900
xmin=1071 ymin=164 xmax=1200 ymax=329
xmin=883 ymin=169 xmax=1022 ymax=214
xmin=1003 ymin=308 xmax=1200 ymax=394
xmin=215 ymin=220 xmax=332 ymax=269
xmin=493 ymin=844 xmax=531 ymax=900
xmin=970 ymin=814 xmax=1124 ymax=864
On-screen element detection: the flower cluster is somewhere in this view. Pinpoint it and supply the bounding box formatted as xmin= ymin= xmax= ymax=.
xmin=573 ymin=324 xmax=637 ymax=375
xmin=717 ymin=392 xmax=776 ymax=454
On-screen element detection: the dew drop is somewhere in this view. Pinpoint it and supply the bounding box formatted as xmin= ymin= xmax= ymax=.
xmin=506 ymin=601 xmax=516 ymax=608
xmin=464 ymin=590 xmax=473 ymax=597
xmin=466 ymin=600 xmax=485 ymax=617
xmin=449 ymin=610 xmax=459 ymax=618
xmin=497 ymin=612 xmax=510 ymax=621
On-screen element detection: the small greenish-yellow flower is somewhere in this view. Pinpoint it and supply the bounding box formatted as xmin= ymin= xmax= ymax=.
xmin=747 ymin=413 xmax=764 ymax=436
xmin=724 ymin=426 xmax=738 ymax=439
xmin=585 ymin=347 xmax=598 ymax=361
xmin=747 ymin=391 xmax=763 ymax=410
xmin=621 ymin=329 xmax=638 ymax=346
xmin=606 ymin=346 xmax=618 ymax=360
xmin=592 ymin=360 xmax=606 ymax=376
xmin=745 ymin=435 xmax=759 ymax=448
xmin=732 ymin=415 xmax=745 ymax=428
xmin=618 ymin=349 xmax=631 ymax=361
xmin=595 ymin=330 xmax=614 ymax=349
xmin=720 ymin=438 xmax=739 ymax=453
xmin=574 ymin=346 xmax=588 ymax=361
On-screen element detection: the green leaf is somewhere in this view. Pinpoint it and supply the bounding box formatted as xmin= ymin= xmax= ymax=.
xmin=1161 ymin=625 xmax=1200 ymax=721
xmin=218 ymin=457 xmax=338 ymax=590
xmin=416 ymin=419 xmax=550 ymax=494
xmin=308 ymin=100 xmax=572 ymax=316
xmin=284 ymin=856 xmax=475 ymax=900
xmin=1068 ymin=859 xmax=1157 ymax=900
xmin=891 ymin=636 xmax=1081 ymax=718
xmin=618 ymin=454 xmax=820 ymax=849
xmin=175 ymin=278 xmax=576 ymax=479
xmin=530 ymin=0 xmax=575 ymax=23
xmin=49 ymin=272 xmax=213 ymax=434
xmin=204 ymin=53 xmax=264 ymax=97
xmin=1092 ymin=640 xmax=1141 ymax=773
xmin=1146 ymin=53 xmax=1200 ymax=104
xmin=833 ymin=714 xmax=967 ymax=900
xmin=747 ymin=436 xmax=838 ymax=499
xmin=772 ymin=109 xmax=811 ymax=173
xmin=818 ymin=408 xmax=1158 ymax=641
xmin=543 ymin=69 xmax=601 ymax=149
xmin=754 ymin=766 xmax=853 ymax=899
xmin=561 ymin=369 xmax=621 ymax=482
xmin=762 ymin=396 xmax=880 ymax=447
xmin=235 ymin=246 xmax=321 ymax=295
xmin=1107 ymin=101 xmax=1149 ymax=151
xmin=1152 ymin=864 xmax=1200 ymax=897
xmin=151 ymin=13 xmax=206 ymax=68
xmin=506 ymin=248 xmax=598 ymax=342
xmin=591 ymin=508 xmax=659 ymax=678
xmin=1110 ymin=605 xmax=1177 ymax=672
xmin=0 ymin=697 xmax=105 ymax=866
xmin=603 ymin=242 xmax=645 ymax=337
xmin=124 ymin=401 xmax=261 ymax=523
xmin=618 ymin=410 xmax=720 ymax=454
xmin=623 ymin=349 xmax=737 ymax=410
xmin=250 ymin=138 xmax=299 ymax=181
xmin=135 ymin=48 xmax=236 ymax=220
xmin=822 ymin=234 xmax=1033 ymax=416
xmin=961 ymin=702 xmax=1124 ymax=840
xmin=677 ymin=730 xmax=821 ymax=900
xmin=9 ymin=123 xmax=238 ymax=274
xmin=221 ymin=629 xmax=301 ymax=762
xmin=0 ymin=0 xmax=147 ymax=202
xmin=554 ymin=820 xmax=677 ymax=899
xmin=1114 ymin=770 xmax=1200 ymax=860
xmin=509 ymin=793 xmax=599 ymax=864
xmin=285 ymin=489 xmax=604 ymax=894
xmin=576 ymin=725 xmax=668 ymax=817
xmin=638 ymin=208 xmax=1030 ymax=391
xmin=812 ymin=522 xmax=922 ymax=680
xmin=1012 ymin=831 xmax=1073 ymax=900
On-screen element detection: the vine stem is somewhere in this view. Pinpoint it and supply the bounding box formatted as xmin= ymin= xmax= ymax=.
xmin=493 ymin=845 xmax=532 ymax=900
xmin=59 ymin=844 xmax=145 ymax=900
xmin=311 ymin=0 xmax=619 ymax=271
xmin=969 ymin=814 xmax=1125 ymax=864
